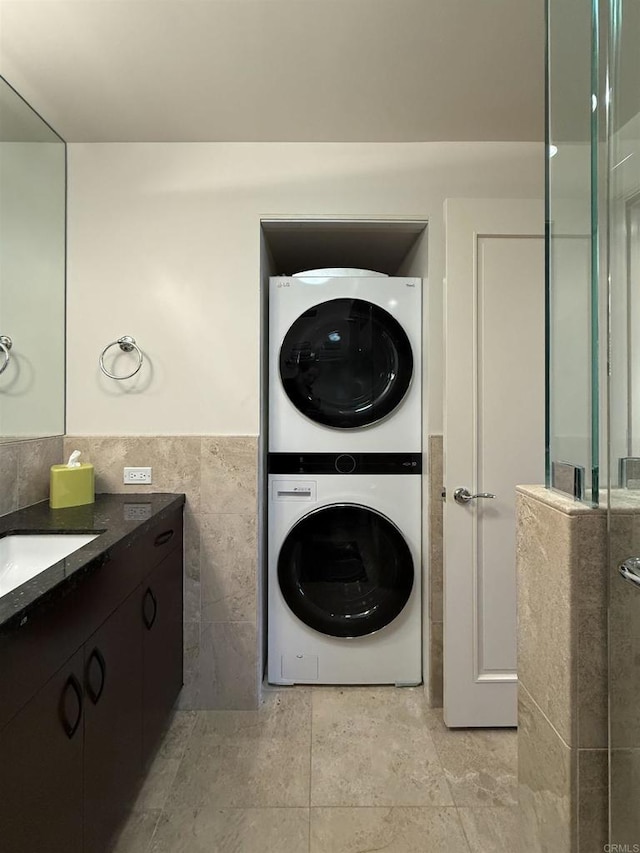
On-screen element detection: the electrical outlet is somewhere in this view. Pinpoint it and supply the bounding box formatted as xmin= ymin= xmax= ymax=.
xmin=123 ymin=466 xmax=152 ymax=485
xmin=123 ymin=503 xmax=152 ymax=521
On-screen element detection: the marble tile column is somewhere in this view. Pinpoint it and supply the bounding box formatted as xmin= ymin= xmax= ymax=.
xmin=609 ymin=506 xmax=640 ymax=846
xmin=516 ymin=486 xmax=608 ymax=853
xmin=64 ymin=435 xmax=259 ymax=711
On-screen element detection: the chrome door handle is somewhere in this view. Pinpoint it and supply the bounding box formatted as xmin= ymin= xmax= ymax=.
xmin=453 ymin=487 xmax=496 ymax=505
xmin=619 ymin=557 xmax=640 ymax=589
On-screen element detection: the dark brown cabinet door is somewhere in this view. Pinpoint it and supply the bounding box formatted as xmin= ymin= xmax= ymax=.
xmin=83 ymin=589 xmax=143 ymax=853
xmin=141 ymin=546 xmax=183 ymax=766
xmin=0 ymin=647 xmax=84 ymax=853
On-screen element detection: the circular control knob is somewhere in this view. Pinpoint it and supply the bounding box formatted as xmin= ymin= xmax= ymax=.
xmin=335 ymin=454 xmax=357 ymax=474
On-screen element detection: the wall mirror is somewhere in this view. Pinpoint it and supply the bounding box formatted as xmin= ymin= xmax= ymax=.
xmin=0 ymin=75 xmax=65 ymax=442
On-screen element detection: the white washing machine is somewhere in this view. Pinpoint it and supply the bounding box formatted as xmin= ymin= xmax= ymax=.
xmin=267 ymin=452 xmax=422 ymax=685
xmin=268 ymin=273 xmax=422 ymax=453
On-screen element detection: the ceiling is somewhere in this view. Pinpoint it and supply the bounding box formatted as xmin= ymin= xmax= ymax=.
xmin=0 ymin=0 xmax=544 ymax=143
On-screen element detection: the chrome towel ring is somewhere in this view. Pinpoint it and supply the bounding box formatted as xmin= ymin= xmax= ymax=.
xmin=0 ymin=335 xmax=13 ymax=375
xmin=99 ymin=335 xmax=144 ymax=380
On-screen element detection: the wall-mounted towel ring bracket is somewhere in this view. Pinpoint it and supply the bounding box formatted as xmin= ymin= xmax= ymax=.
xmin=99 ymin=335 xmax=143 ymax=380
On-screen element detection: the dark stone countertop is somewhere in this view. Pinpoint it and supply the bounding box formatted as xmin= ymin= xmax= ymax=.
xmin=0 ymin=492 xmax=185 ymax=633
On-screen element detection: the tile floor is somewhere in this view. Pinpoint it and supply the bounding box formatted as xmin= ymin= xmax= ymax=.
xmin=112 ymin=686 xmax=520 ymax=853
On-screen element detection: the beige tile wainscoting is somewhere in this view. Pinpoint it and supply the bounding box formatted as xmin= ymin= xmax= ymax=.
xmin=0 ymin=435 xmax=64 ymax=515
xmin=65 ymin=434 xmax=444 ymax=712
xmin=516 ymin=486 xmax=608 ymax=853
xmin=63 ymin=435 xmax=259 ymax=711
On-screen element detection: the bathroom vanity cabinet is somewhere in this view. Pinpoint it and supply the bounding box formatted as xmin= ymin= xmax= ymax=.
xmin=0 ymin=495 xmax=184 ymax=853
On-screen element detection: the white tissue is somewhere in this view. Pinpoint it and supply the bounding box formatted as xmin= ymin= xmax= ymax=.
xmin=67 ymin=450 xmax=82 ymax=468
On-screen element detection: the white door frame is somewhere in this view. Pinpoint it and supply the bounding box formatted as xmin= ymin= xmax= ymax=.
xmin=443 ymin=197 xmax=544 ymax=727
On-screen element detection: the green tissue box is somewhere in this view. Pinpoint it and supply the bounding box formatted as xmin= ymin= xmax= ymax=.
xmin=50 ymin=463 xmax=95 ymax=509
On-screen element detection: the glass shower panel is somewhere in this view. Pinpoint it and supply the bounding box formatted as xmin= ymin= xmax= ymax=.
xmin=608 ymin=0 xmax=640 ymax=491
xmin=609 ymin=0 xmax=640 ymax=845
xmin=546 ymin=0 xmax=600 ymax=503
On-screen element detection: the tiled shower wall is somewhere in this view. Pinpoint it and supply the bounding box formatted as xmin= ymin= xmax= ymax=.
xmin=0 ymin=436 xmax=64 ymax=515
xmin=64 ymin=435 xmax=259 ymax=711
xmin=608 ymin=507 xmax=640 ymax=844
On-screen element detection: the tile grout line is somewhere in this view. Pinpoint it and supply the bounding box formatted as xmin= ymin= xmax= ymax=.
xmin=138 ymin=804 xmax=516 ymax=811
xmin=454 ymin=804 xmax=476 ymax=853
xmin=425 ymin=719 xmax=457 ymax=809
xmin=143 ymin=811 xmax=162 ymax=853
xmin=144 ymin=712 xmax=200 ymax=852
xmin=520 ymin=682 xmax=573 ymax=751
xmin=427 ymin=707 xmax=519 ymax=813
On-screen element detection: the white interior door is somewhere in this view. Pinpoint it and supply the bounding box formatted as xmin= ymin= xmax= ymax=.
xmin=443 ymin=198 xmax=545 ymax=727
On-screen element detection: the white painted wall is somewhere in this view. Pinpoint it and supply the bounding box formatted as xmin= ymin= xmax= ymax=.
xmin=67 ymin=142 xmax=543 ymax=436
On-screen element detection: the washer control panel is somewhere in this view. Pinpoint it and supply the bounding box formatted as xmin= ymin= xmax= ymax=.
xmin=272 ymin=480 xmax=317 ymax=502
xmin=268 ymin=452 xmax=422 ymax=475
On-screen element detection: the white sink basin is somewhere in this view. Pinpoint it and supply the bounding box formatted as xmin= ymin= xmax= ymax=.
xmin=0 ymin=533 xmax=100 ymax=597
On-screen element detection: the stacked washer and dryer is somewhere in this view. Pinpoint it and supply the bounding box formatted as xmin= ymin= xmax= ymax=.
xmin=267 ymin=269 xmax=422 ymax=686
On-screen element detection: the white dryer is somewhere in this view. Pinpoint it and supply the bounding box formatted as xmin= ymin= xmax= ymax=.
xmin=267 ymin=452 xmax=422 ymax=686
xmin=268 ymin=273 xmax=422 ymax=453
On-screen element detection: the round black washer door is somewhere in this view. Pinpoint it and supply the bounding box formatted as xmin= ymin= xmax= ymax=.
xmin=278 ymin=504 xmax=414 ymax=638
xmin=279 ymin=298 xmax=413 ymax=429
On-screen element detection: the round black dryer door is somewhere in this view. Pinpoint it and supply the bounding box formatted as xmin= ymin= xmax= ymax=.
xmin=279 ymin=298 xmax=413 ymax=429
xmin=278 ymin=504 xmax=414 ymax=638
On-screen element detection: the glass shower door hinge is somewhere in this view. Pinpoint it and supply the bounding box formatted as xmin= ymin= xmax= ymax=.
xmin=619 ymin=457 xmax=640 ymax=489
xmin=551 ymin=461 xmax=585 ymax=500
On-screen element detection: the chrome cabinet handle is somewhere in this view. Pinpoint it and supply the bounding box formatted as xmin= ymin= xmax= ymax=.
xmin=619 ymin=557 xmax=640 ymax=589
xmin=454 ymin=487 xmax=496 ymax=505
